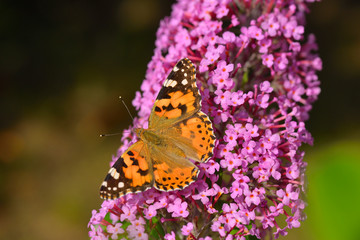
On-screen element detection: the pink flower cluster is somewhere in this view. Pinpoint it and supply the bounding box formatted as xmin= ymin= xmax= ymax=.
xmin=89 ymin=0 xmax=321 ymax=239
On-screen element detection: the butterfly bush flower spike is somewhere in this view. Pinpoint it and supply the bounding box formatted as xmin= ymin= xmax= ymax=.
xmin=89 ymin=0 xmax=321 ymax=239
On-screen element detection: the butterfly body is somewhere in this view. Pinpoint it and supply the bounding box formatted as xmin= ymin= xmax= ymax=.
xmin=135 ymin=128 xmax=162 ymax=146
xmin=100 ymin=58 xmax=216 ymax=200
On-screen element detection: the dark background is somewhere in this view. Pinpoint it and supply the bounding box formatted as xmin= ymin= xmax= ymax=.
xmin=0 ymin=0 xmax=359 ymax=239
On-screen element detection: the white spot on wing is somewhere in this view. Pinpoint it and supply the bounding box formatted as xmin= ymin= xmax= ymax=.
xmin=109 ymin=167 xmax=120 ymax=180
xmin=163 ymin=79 xmax=170 ymax=86
xmin=118 ymin=182 xmax=124 ymax=188
xmin=169 ymin=80 xmax=177 ymax=87
xmin=173 ymin=66 xmax=179 ymax=72
xmin=164 ymin=79 xmax=177 ymax=87
xmin=181 ymin=79 xmax=188 ymax=85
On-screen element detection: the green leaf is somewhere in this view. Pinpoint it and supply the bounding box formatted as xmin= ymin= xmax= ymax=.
xmin=242 ymin=71 xmax=249 ymax=86
xmin=245 ymin=235 xmax=260 ymax=240
xmin=149 ymin=217 xmax=165 ymax=239
xmin=230 ymin=227 xmax=239 ymax=235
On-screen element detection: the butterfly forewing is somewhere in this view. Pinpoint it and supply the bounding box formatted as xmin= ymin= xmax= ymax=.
xmin=100 ymin=141 xmax=153 ymax=200
xmin=149 ymin=58 xmax=202 ymax=129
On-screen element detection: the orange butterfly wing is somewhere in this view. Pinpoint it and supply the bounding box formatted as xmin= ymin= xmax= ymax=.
xmin=148 ymin=58 xmax=201 ymax=129
xmin=100 ymin=141 xmax=153 ymax=200
xmin=149 ymin=141 xmax=199 ymax=192
xmin=164 ymin=111 xmax=216 ymax=163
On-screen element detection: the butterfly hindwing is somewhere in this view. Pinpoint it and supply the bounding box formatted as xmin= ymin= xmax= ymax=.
xmin=149 ymin=58 xmax=202 ymax=128
xmin=147 ymin=141 xmax=199 ymax=192
xmin=165 ymin=111 xmax=216 ymax=162
xmin=100 ymin=141 xmax=153 ymax=200
xmin=153 ymin=161 xmax=199 ymax=192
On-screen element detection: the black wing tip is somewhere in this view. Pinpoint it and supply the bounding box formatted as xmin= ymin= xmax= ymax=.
xmin=174 ymin=58 xmax=195 ymax=70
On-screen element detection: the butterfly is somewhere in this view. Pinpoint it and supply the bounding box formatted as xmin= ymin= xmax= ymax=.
xmin=100 ymin=58 xmax=216 ymax=200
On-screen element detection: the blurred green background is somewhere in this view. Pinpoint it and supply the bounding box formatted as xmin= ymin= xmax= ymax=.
xmin=0 ymin=0 xmax=359 ymax=240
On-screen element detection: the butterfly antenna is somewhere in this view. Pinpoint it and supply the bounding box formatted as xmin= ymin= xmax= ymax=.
xmin=119 ymin=96 xmax=134 ymax=121
xmin=99 ymin=132 xmax=122 ymax=137
xmin=99 ymin=96 xmax=134 ymax=137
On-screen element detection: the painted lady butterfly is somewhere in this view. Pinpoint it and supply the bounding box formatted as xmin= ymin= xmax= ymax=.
xmin=100 ymin=58 xmax=216 ymax=200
